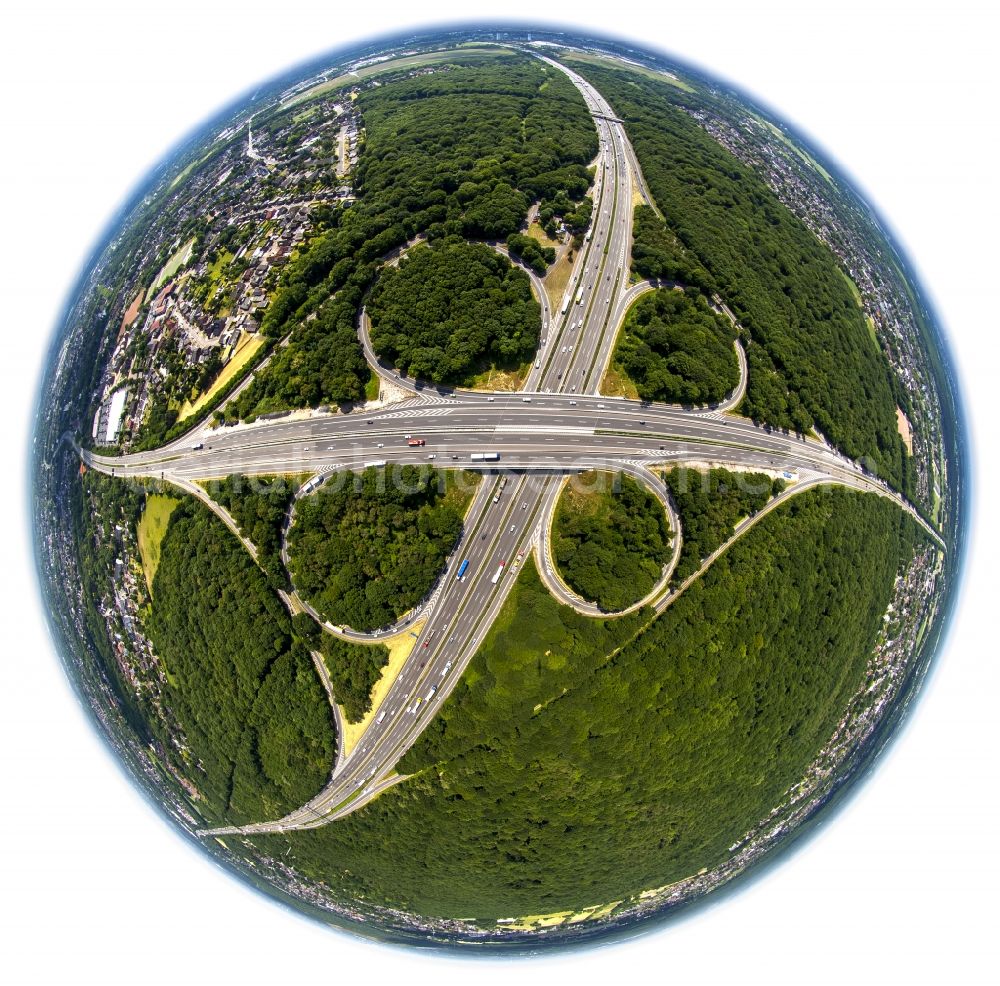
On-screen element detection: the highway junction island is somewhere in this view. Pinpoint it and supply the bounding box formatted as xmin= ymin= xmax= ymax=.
xmin=33 ymin=27 xmax=964 ymax=949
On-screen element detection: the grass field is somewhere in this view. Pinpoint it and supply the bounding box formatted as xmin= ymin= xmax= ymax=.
xmin=284 ymin=47 xmax=508 ymax=109
xmin=598 ymin=291 xmax=647 ymax=399
xmin=178 ymin=331 xmax=265 ymax=422
xmin=896 ymin=407 xmax=914 ymax=454
xmin=467 ymin=359 xmax=532 ymax=392
xmin=841 ymin=269 xmax=863 ymax=308
xmin=145 ymin=237 xmax=196 ymax=301
xmin=137 ymin=495 xmax=180 ymax=592
xmin=526 ymin=221 xmax=560 ymax=249
xmin=759 ymin=117 xmax=835 ymax=185
xmin=557 ymin=471 xmax=612 ymax=520
xmin=205 ymin=248 xmax=234 ymax=287
xmin=168 ymin=157 xmax=202 ymax=191
xmin=542 ymin=248 xmax=575 ymax=311
xmin=563 ymin=52 xmax=694 ymax=92
xmin=292 ymin=105 xmax=319 ymax=124
xmin=600 ymin=362 xmax=640 ymax=399
xmin=336 ymin=620 xmax=424 ymax=758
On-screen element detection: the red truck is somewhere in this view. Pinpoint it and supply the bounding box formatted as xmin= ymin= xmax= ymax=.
xmin=407 ymin=438 xmax=426 ymax=446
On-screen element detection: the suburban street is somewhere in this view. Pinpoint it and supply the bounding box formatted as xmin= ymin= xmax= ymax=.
xmin=82 ymin=55 xmax=942 ymax=838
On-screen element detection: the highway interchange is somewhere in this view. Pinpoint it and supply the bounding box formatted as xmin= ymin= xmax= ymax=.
xmin=84 ymin=55 xmax=941 ymax=836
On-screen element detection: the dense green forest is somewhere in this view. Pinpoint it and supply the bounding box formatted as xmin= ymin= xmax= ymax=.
xmin=75 ymin=473 xmax=155 ymax=742
xmin=367 ymin=240 xmax=541 ymax=385
xmin=292 ymin=613 xmax=389 ymax=722
xmin=145 ymin=499 xmax=335 ymax=825
xmin=506 ymin=232 xmax=556 ymax=275
xmin=614 ymin=288 xmax=738 ymax=405
xmin=567 ymin=60 xmax=909 ymax=490
xmin=321 ymin=634 xmax=390 ymax=724
xmin=248 ymin=489 xmax=919 ymax=919
xmin=664 ymin=467 xmax=784 ymax=582
xmin=209 ymin=474 xmax=301 ymax=588
xmin=228 ymin=56 xmax=597 ymax=419
xmin=226 ymin=276 xmax=372 ymax=421
xmin=287 ymin=466 xmax=475 ymax=632
xmin=290 ymin=611 xmax=391 ymax=724
xmin=552 ymin=471 xmax=672 ymax=610
xmin=630 ymin=204 xmax=713 ymax=294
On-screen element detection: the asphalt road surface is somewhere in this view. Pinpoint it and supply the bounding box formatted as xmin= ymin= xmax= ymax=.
xmin=83 ymin=55 xmax=941 ymax=837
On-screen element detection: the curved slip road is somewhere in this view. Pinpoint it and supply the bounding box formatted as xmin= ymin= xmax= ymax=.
xmin=83 ymin=54 xmax=941 ymax=836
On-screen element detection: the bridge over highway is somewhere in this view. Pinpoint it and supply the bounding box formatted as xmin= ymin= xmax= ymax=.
xmin=83 ymin=54 xmax=941 ymax=837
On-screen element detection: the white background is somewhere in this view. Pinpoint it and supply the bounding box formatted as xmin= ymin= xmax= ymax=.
xmin=1 ymin=2 xmax=996 ymax=983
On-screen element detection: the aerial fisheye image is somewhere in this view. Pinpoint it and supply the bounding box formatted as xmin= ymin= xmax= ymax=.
xmin=31 ymin=23 xmax=967 ymax=950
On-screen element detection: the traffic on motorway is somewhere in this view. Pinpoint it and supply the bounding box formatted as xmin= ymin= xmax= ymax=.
xmin=83 ymin=54 xmax=939 ymax=837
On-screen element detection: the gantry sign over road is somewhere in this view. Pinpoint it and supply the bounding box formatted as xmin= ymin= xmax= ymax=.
xmin=84 ymin=55 xmax=941 ymax=836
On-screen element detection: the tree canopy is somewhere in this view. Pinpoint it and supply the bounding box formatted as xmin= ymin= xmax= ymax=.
xmin=287 ymin=467 xmax=475 ymax=632
xmin=210 ymin=474 xmax=301 ymax=589
xmin=552 ymin=471 xmax=672 ymax=610
xmin=629 ymin=204 xmax=713 ymax=294
xmin=319 ymin=634 xmax=391 ymax=725
xmin=506 ymin=232 xmax=556 ymax=275
xmin=664 ymin=466 xmax=784 ymax=582
xmin=248 ymin=488 xmax=920 ymax=920
xmin=368 ymin=240 xmax=541 ymax=385
xmin=569 ymin=61 xmax=909 ymax=488
xmin=230 ymin=55 xmax=597 ymax=418
xmin=146 ymin=499 xmax=335 ymax=825
xmin=615 ymin=288 xmax=738 ymax=405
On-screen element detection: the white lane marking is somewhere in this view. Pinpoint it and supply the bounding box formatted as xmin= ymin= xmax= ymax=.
xmin=492 ymin=425 xmax=595 ymax=435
